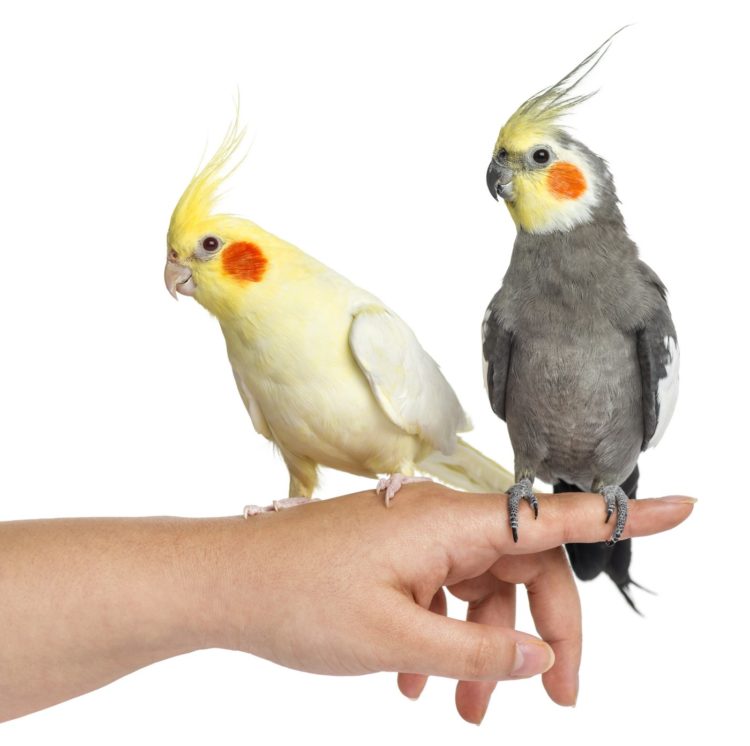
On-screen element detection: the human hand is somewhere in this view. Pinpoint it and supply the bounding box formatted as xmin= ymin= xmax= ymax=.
xmin=213 ymin=484 xmax=694 ymax=720
xmin=0 ymin=484 xmax=694 ymax=723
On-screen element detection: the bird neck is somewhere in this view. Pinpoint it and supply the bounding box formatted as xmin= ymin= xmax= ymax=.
xmin=509 ymin=218 xmax=638 ymax=296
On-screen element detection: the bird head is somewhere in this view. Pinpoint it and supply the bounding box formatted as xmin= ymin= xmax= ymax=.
xmin=165 ymin=118 xmax=269 ymax=316
xmin=486 ymin=30 xmax=625 ymax=235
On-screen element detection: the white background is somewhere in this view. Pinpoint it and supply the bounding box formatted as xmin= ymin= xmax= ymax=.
xmin=0 ymin=0 xmax=746 ymax=743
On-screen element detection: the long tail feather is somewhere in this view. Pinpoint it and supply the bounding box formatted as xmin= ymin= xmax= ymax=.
xmin=416 ymin=438 xmax=514 ymax=493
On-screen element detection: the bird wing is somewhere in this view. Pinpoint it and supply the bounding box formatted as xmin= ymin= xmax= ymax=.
xmin=349 ymin=305 xmax=470 ymax=455
xmin=637 ymin=266 xmax=679 ymax=449
xmin=231 ymin=365 xmax=273 ymax=441
xmin=481 ymin=298 xmax=513 ymax=422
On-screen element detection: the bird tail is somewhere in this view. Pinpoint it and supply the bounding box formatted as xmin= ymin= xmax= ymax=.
xmin=416 ymin=437 xmax=514 ymax=494
xmin=564 ymin=539 xmax=654 ymax=615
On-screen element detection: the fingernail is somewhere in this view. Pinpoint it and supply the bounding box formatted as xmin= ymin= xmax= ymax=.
xmin=656 ymin=496 xmax=698 ymax=504
xmin=512 ymin=642 xmax=555 ymax=678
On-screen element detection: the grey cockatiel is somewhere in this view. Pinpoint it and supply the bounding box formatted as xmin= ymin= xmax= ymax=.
xmin=482 ymin=34 xmax=679 ymax=609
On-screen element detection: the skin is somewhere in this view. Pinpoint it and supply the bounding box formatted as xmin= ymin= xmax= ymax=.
xmin=0 ymin=484 xmax=694 ymax=724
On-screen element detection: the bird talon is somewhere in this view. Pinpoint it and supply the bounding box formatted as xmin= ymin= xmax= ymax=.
xmin=375 ymin=474 xmax=431 ymax=507
xmin=599 ymin=484 xmax=629 ymax=544
xmin=244 ymin=497 xmax=314 ymax=518
xmin=506 ymin=478 xmax=537 ymax=542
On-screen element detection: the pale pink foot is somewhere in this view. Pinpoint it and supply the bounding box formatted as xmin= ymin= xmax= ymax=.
xmin=376 ymin=474 xmax=432 ymax=507
xmin=243 ymin=497 xmax=318 ymax=519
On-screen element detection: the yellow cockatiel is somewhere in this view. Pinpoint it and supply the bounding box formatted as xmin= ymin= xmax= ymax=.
xmin=164 ymin=121 xmax=513 ymax=511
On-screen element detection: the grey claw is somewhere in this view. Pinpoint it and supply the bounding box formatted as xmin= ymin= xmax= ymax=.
xmin=507 ymin=478 xmax=537 ymax=542
xmin=600 ymin=485 xmax=629 ymax=544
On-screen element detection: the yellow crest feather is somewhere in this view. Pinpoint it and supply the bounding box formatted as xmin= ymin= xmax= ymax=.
xmin=169 ymin=112 xmax=246 ymax=237
xmin=496 ymin=27 xmax=628 ymax=152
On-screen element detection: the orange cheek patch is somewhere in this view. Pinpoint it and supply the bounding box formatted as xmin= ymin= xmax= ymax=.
xmin=547 ymin=162 xmax=587 ymax=200
xmin=221 ymin=241 xmax=268 ymax=282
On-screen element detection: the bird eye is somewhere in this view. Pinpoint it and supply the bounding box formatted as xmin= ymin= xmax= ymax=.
xmin=202 ymin=236 xmax=220 ymax=252
xmin=533 ymin=149 xmax=550 ymax=164
xmin=497 ymin=148 xmax=508 ymax=159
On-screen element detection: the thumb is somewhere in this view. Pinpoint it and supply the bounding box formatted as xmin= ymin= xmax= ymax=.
xmin=389 ymin=602 xmax=554 ymax=681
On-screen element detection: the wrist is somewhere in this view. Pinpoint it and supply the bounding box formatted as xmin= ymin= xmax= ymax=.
xmin=174 ymin=516 xmax=266 ymax=654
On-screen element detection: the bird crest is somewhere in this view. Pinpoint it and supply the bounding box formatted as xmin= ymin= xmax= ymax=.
xmin=495 ymin=27 xmax=627 ymax=153
xmin=169 ymin=113 xmax=246 ymax=237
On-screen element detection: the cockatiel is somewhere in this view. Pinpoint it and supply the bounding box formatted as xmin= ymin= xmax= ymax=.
xmin=482 ymin=32 xmax=679 ymax=608
xmin=164 ymin=121 xmax=513 ymax=511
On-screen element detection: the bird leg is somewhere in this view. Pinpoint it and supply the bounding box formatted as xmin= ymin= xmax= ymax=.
xmin=243 ymin=497 xmax=318 ymax=519
xmin=507 ymin=476 xmax=539 ymax=543
xmin=376 ymin=474 xmax=432 ymax=507
xmin=597 ymin=483 xmax=629 ymax=545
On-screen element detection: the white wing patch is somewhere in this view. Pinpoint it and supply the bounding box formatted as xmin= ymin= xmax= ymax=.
xmin=231 ymin=366 xmax=273 ymax=441
xmin=349 ymin=307 xmax=470 ymax=455
xmin=649 ymin=336 xmax=680 ymax=448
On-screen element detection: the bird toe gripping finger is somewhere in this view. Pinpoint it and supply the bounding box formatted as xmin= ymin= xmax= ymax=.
xmin=507 ymin=478 xmax=537 ymax=542
xmin=599 ymin=485 xmax=629 ymax=545
xmin=376 ymin=474 xmax=432 ymax=507
xmin=243 ymin=496 xmax=317 ymax=518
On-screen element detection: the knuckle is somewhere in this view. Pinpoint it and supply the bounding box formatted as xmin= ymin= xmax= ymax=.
xmin=463 ymin=633 xmax=501 ymax=680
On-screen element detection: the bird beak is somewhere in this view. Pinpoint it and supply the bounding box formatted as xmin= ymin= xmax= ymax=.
xmin=486 ymin=160 xmax=514 ymax=202
xmin=164 ymin=255 xmax=196 ymax=299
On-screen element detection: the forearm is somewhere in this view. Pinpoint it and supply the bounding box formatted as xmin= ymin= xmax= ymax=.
xmin=0 ymin=516 xmax=249 ymax=722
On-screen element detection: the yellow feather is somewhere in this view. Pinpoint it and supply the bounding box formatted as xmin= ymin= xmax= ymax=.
xmin=493 ymin=27 xmax=627 ymax=154
xmin=168 ymin=112 xmax=246 ymax=242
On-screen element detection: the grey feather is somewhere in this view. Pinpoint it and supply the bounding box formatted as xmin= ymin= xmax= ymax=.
xmin=485 ymin=135 xmax=676 ymax=490
xmin=482 ymin=306 xmax=513 ymax=421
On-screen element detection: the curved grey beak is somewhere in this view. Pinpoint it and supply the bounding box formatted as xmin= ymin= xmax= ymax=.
xmin=486 ymin=160 xmax=514 ymax=201
xmin=164 ymin=257 xmax=196 ymax=299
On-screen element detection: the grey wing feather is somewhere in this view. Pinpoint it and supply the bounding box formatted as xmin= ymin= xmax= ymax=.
xmin=481 ymin=302 xmax=513 ymax=422
xmin=637 ymin=265 xmax=679 ymax=450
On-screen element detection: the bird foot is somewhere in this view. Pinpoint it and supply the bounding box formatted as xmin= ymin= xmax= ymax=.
xmin=243 ymin=497 xmax=317 ymax=519
xmin=507 ymin=478 xmax=538 ymax=542
xmin=376 ymin=474 xmax=432 ymax=507
xmin=600 ymin=485 xmax=629 ymax=545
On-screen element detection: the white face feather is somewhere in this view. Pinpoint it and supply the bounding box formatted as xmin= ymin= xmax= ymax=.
xmin=535 ymin=141 xmax=602 ymax=235
xmin=650 ymin=336 xmax=680 ymax=448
